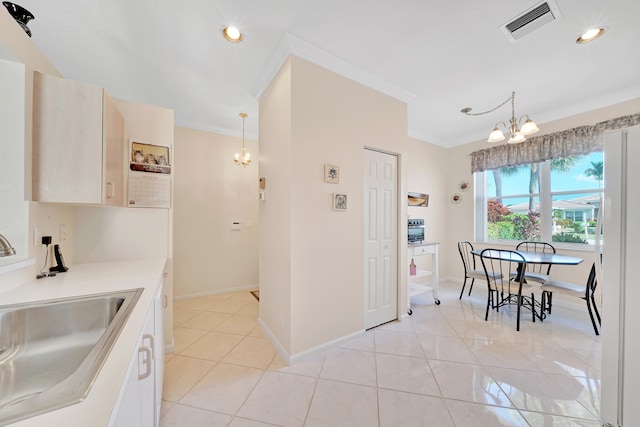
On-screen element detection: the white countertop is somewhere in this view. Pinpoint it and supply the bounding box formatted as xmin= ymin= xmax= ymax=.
xmin=1 ymin=258 xmax=166 ymax=426
xmin=408 ymin=241 xmax=440 ymax=247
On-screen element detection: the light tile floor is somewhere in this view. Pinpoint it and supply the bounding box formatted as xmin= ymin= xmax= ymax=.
xmin=160 ymin=282 xmax=602 ymax=426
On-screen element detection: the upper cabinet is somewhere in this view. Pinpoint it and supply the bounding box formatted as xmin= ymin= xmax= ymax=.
xmin=32 ymin=72 xmax=124 ymax=205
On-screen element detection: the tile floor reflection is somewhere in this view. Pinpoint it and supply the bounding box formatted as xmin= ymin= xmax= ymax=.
xmin=160 ymin=282 xmax=602 ymax=426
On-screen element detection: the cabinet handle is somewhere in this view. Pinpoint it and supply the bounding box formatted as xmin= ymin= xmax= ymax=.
xmin=138 ymin=346 xmax=153 ymax=380
xmin=163 ymin=294 xmax=168 ymax=308
xmin=106 ymin=182 xmax=115 ymax=199
xmin=143 ymin=333 xmax=155 ymax=360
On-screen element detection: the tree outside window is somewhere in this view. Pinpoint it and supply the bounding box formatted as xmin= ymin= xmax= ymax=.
xmin=478 ymin=152 xmax=604 ymax=245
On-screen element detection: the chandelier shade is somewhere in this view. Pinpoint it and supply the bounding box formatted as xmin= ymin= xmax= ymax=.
xmin=461 ymin=91 xmax=539 ymax=144
xmin=234 ymin=113 xmax=251 ymax=167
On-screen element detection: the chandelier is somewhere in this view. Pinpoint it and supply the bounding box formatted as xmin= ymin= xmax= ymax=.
xmin=461 ymin=91 xmax=539 ymax=144
xmin=234 ymin=113 xmax=251 ymax=167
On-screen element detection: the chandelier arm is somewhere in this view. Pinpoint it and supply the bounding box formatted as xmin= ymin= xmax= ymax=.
xmin=461 ymin=91 xmax=515 ymax=116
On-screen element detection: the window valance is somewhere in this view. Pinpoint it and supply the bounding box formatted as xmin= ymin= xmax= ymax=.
xmin=470 ymin=112 xmax=640 ymax=172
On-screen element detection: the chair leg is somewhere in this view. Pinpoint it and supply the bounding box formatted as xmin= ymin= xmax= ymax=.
xmin=547 ymin=292 xmax=553 ymax=313
xmin=459 ymin=277 xmax=468 ymax=300
xmin=531 ymin=293 xmax=536 ymax=323
xmin=591 ymin=293 xmax=602 ymax=325
xmin=485 ymin=289 xmax=491 ymax=321
xmin=516 ymin=294 xmax=522 ymax=331
xmin=585 ymin=296 xmax=600 ymax=336
xmin=468 ymin=278 xmax=475 ymax=296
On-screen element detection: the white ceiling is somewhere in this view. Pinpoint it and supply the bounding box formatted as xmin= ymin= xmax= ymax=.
xmin=13 ymin=0 xmax=640 ymax=147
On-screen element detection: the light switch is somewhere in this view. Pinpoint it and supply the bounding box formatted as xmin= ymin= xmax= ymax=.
xmin=231 ymin=222 xmax=241 ymax=231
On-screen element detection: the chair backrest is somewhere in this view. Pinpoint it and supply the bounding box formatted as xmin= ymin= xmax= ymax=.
xmin=458 ymin=241 xmax=476 ymax=275
xmin=480 ymin=249 xmax=527 ymax=293
xmin=516 ymin=241 xmax=555 ymax=275
xmin=586 ymin=262 xmax=597 ymax=298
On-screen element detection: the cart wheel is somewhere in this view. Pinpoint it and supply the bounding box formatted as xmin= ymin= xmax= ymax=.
xmin=408 ymin=309 xmax=413 ymax=315
xmin=435 ymin=299 xmax=441 ymax=305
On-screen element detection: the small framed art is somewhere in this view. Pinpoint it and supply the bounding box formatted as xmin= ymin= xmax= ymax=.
xmin=324 ymin=164 xmax=340 ymax=184
xmin=333 ymin=193 xmax=347 ymax=211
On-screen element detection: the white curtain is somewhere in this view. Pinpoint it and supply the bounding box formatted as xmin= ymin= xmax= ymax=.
xmin=470 ymin=113 xmax=640 ymax=172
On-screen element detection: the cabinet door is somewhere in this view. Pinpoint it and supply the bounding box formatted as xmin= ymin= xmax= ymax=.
xmin=103 ymin=91 xmax=124 ymax=206
xmin=109 ymin=349 xmax=142 ymax=427
xmin=33 ymin=72 xmax=104 ymax=203
xmin=153 ymin=281 xmax=165 ymax=423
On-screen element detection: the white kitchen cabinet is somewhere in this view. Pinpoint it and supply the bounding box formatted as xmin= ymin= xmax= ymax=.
xmin=109 ymin=282 xmax=164 ymax=426
xmin=407 ymin=242 xmax=440 ymax=314
xmin=32 ymin=71 xmax=124 ymax=205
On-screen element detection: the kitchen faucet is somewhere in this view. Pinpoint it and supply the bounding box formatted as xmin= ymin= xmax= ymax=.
xmin=0 ymin=233 xmax=16 ymax=257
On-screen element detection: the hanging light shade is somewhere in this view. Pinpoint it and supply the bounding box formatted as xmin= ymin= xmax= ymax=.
xmin=461 ymin=91 xmax=539 ymax=144
xmin=487 ymin=125 xmax=506 ymax=143
xmin=520 ymin=117 xmax=540 ymax=135
xmin=234 ymin=113 xmax=251 ymax=167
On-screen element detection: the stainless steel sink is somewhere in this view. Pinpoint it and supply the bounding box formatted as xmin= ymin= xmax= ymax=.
xmin=0 ymin=288 xmax=143 ymax=426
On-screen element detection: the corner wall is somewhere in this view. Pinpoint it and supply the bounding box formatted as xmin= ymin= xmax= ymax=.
xmin=260 ymin=56 xmax=426 ymax=358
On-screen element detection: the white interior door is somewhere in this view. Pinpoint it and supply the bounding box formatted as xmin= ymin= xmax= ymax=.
xmin=364 ymin=149 xmax=398 ymax=329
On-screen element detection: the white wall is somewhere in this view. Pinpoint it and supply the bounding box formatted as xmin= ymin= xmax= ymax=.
xmin=172 ymin=126 xmax=259 ymax=297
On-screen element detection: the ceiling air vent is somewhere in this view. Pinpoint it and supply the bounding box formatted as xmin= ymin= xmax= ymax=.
xmin=500 ymin=0 xmax=561 ymax=42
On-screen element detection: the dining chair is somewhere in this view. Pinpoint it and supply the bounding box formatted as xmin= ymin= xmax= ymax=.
xmin=514 ymin=241 xmax=556 ymax=284
xmin=457 ymin=241 xmax=487 ymax=299
xmin=540 ymin=262 xmax=601 ymax=335
xmin=480 ymin=249 xmax=536 ymax=331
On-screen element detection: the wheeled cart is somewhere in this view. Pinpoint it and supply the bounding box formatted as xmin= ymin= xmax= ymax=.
xmin=408 ymin=242 xmax=440 ymax=314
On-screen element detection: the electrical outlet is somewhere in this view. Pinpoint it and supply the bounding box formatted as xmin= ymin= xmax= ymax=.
xmin=59 ymin=223 xmax=67 ymax=242
xmin=41 ymin=236 xmax=52 ymax=245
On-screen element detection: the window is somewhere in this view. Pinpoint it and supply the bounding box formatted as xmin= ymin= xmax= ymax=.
xmin=475 ymin=152 xmax=603 ymax=246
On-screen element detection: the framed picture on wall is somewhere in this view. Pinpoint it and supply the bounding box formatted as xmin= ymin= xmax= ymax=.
xmin=324 ymin=164 xmax=340 ymax=184
xmin=130 ymin=140 xmax=171 ymax=174
xmin=333 ymin=193 xmax=347 ymax=211
xmin=408 ymin=192 xmax=429 ymax=207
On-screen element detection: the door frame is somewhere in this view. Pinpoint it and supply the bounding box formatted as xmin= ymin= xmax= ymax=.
xmin=363 ymin=146 xmax=407 ymax=327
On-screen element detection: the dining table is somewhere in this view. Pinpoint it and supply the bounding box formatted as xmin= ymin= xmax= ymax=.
xmin=471 ymin=249 xmax=584 ymax=267
xmin=471 ymin=248 xmax=584 ymax=321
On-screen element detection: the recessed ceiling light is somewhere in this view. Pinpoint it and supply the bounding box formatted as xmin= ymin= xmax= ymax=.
xmin=223 ymin=26 xmax=243 ymax=43
xmin=576 ymin=27 xmax=605 ymax=44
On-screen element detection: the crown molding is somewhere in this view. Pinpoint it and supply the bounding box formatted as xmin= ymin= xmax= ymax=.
xmin=250 ymin=32 xmax=415 ymax=104
xmin=175 ymin=119 xmax=259 ymax=141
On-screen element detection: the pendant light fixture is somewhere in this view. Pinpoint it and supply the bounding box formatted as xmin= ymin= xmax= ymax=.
xmin=234 ymin=113 xmax=251 ymax=167
xmin=461 ymin=91 xmax=539 ymax=144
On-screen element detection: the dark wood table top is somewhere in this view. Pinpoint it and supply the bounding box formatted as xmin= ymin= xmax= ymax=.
xmin=472 ymin=249 xmax=583 ymax=265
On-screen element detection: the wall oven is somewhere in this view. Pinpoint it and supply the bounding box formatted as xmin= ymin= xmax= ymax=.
xmin=408 ymin=218 xmax=424 ymax=243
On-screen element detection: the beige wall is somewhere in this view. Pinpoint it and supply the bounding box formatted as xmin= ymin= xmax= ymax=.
xmin=260 ymin=56 xmax=431 ymax=358
xmin=258 ymin=58 xmax=294 ymax=351
xmin=173 ymin=126 xmax=259 ymax=297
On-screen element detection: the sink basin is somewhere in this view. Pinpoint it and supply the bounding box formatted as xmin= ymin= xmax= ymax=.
xmin=0 ymin=288 xmax=143 ymax=425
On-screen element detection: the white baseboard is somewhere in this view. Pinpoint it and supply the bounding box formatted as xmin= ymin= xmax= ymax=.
xmin=258 ymin=318 xmax=366 ymax=365
xmin=174 ymin=284 xmax=258 ymax=300
xmin=164 ymin=338 xmax=175 ymax=354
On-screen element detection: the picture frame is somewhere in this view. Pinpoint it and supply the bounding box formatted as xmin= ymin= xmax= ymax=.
xmin=324 ymin=164 xmax=340 ymax=184
xmin=333 ymin=193 xmax=347 ymax=211
xmin=408 ymin=192 xmax=429 ymax=207
xmin=130 ymin=140 xmax=171 ymax=174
